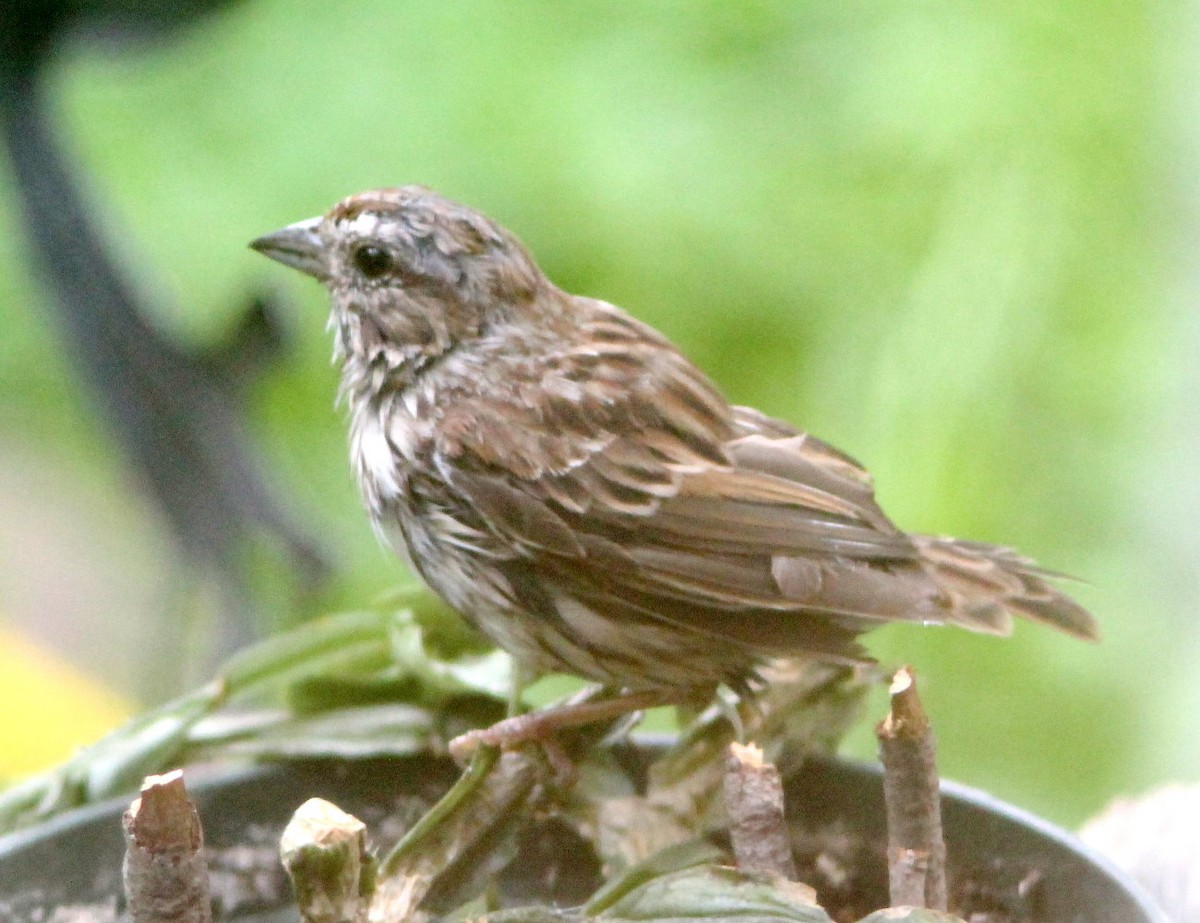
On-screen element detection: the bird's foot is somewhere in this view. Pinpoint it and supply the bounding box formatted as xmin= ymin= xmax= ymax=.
xmin=448 ymin=687 xmax=686 ymax=768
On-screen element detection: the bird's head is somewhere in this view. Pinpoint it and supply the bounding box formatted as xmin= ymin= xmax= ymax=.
xmin=251 ymin=186 xmax=546 ymax=370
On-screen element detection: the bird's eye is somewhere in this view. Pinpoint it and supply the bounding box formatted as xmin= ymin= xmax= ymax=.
xmin=351 ymin=244 xmax=393 ymax=279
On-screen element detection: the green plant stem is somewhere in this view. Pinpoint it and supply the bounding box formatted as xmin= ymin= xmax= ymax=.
xmin=379 ymin=745 xmax=500 ymax=876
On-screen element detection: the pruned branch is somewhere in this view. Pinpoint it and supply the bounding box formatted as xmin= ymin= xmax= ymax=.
xmin=875 ymin=666 xmax=947 ymax=910
xmin=280 ymin=798 xmax=374 ymax=923
xmin=723 ymin=742 xmax=797 ymax=879
xmin=122 ymin=770 xmax=211 ymax=923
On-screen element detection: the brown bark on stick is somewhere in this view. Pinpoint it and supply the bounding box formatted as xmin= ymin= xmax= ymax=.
xmin=723 ymin=741 xmax=798 ymax=879
xmin=122 ymin=769 xmax=212 ymax=923
xmin=875 ymin=666 xmax=947 ymax=911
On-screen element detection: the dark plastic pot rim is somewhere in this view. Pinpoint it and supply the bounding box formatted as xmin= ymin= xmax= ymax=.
xmin=0 ymin=749 xmax=1170 ymax=923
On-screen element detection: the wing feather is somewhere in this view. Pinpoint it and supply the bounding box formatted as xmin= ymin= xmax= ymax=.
xmin=434 ymin=320 xmax=934 ymax=661
xmin=426 ymin=299 xmax=1092 ymax=664
xmin=448 ymin=468 xmax=585 ymax=558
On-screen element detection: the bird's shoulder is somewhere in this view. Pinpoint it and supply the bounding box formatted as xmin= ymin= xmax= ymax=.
xmin=428 ymin=296 xmax=735 ymax=479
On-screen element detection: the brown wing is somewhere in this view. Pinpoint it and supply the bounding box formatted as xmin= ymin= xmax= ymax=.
xmin=432 ymin=307 xmax=954 ymax=663
xmin=422 ymin=298 xmax=1095 ymax=658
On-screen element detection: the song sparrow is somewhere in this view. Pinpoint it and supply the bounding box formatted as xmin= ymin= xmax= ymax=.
xmin=252 ymin=187 xmax=1096 ymax=745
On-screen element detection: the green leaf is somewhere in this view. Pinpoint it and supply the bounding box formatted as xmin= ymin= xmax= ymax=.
xmin=0 ymin=682 xmax=224 ymax=827
xmin=597 ymin=865 xmax=830 ymax=923
xmin=220 ymin=609 xmax=399 ymax=698
xmin=0 ymin=601 xmax=504 ymax=832
xmin=584 ymin=840 xmax=726 ymax=915
xmin=388 ymin=617 xmax=515 ymax=701
xmin=474 ymin=865 xmax=832 ymax=923
xmin=82 ymin=682 xmax=226 ymax=799
xmin=855 ymin=909 xmax=968 ymax=923
xmin=183 ymin=703 xmax=435 ymax=761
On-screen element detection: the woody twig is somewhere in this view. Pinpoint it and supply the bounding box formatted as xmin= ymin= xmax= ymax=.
xmin=876 ymin=666 xmax=947 ymax=910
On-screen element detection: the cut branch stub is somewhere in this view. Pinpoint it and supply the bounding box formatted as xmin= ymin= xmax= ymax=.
xmin=723 ymin=741 xmax=798 ymax=880
xmin=280 ymin=798 xmax=373 ymax=923
xmin=122 ymin=769 xmax=212 ymax=923
xmin=875 ymin=666 xmax=947 ymax=912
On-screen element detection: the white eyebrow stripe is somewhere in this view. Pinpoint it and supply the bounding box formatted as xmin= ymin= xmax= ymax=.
xmin=342 ymin=213 xmax=384 ymax=238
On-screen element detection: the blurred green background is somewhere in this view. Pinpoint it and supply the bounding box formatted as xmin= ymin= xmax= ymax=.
xmin=0 ymin=1 xmax=1195 ymax=826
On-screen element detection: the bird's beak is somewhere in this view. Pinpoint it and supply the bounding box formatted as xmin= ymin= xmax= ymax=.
xmin=249 ymin=217 xmax=328 ymax=282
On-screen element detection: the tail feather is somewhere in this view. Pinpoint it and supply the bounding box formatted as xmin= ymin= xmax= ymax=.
xmin=914 ymin=536 xmax=1099 ymax=641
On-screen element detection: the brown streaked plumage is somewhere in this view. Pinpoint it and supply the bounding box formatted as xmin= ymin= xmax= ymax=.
xmin=251 ymin=186 xmax=1097 ymax=702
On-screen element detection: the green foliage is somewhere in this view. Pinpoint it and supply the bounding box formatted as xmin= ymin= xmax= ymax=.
xmin=0 ymin=1 xmax=1190 ymax=826
xmin=584 ymin=864 xmax=832 ymax=923
xmin=0 ymin=594 xmax=502 ymax=832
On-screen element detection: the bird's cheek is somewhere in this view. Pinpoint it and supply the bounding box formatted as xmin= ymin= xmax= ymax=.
xmin=401 ymin=309 xmax=438 ymax=349
xmin=358 ymin=314 xmax=384 ymax=355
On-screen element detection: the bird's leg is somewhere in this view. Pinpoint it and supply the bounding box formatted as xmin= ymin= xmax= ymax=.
xmin=506 ymin=661 xmax=530 ymax=718
xmin=448 ymin=686 xmax=689 ymax=764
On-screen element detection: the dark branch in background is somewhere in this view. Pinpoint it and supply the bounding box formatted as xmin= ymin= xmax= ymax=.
xmin=875 ymin=666 xmax=947 ymax=911
xmin=0 ymin=0 xmax=324 ymax=646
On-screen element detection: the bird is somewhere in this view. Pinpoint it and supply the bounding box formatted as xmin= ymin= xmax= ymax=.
xmin=251 ymin=185 xmax=1097 ymax=752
